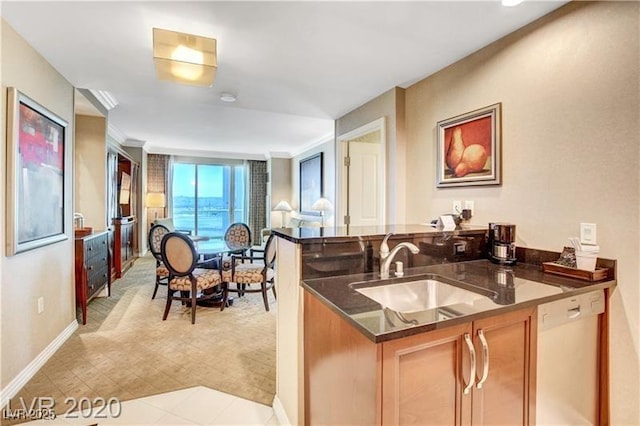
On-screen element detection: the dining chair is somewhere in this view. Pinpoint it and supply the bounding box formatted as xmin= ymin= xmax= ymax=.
xmin=221 ymin=234 xmax=277 ymax=312
xmin=221 ymin=222 xmax=252 ymax=270
xmin=160 ymin=232 xmax=223 ymax=324
xmin=148 ymin=224 xmax=170 ymax=299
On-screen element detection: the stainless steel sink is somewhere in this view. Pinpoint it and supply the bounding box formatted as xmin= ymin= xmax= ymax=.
xmin=355 ymin=278 xmax=489 ymax=313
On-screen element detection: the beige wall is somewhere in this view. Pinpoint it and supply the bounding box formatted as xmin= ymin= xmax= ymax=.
xmin=75 ymin=115 xmax=107 ymax=229
xmin=336 ymin=87 xmax=406 ymax=224
xmin=1 ymin=20 xmax=76 ymax=388
xmin=404 ymin=2 xmax=639 ymax=423
xmin=269 ymin=157 xmax=292 ymax=228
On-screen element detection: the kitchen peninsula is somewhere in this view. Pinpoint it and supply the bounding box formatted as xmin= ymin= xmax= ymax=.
xmin=272 ymin=225 xmax=615 ymax=426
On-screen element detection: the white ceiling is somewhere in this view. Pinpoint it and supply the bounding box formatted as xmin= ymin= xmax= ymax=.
xmin=2 ymin=1 xmax=566 ymax=159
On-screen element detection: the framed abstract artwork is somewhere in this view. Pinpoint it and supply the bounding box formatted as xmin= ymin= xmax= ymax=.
xmin=299 ymin=152 xmax=323 ymax=214
xmin=6 ymin=87 xmax=68 ymax=255
xmin=436 ymin=103 xmax=502 ymax=187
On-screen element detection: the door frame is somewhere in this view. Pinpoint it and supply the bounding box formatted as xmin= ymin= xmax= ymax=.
xmin=336 ymin=117 xmax=386 ymax=226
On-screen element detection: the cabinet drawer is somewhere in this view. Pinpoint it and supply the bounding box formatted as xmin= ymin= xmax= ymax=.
xmin=84 ymin=233 xmax=108 ymax=259
xmin=85 ymin=253 xmax=108 ymax=271
xmin=87 ymin=265 xmax=109 ymax=297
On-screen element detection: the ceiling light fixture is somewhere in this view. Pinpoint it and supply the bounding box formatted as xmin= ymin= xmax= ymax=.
xmin=153 ymin=28 xmax=217 ymax=87
xmin=220 ymin=93 xmax=236 ymax=102
xmin=501 ymin=0 xmax=524 ymax=6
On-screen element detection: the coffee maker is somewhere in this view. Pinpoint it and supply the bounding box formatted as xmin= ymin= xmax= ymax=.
xmin=488 ymin=222 xmax=517 ymax=265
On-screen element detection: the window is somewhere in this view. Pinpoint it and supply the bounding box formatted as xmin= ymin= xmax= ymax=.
xmin=172 ymin=162 xmax=246 ymax=246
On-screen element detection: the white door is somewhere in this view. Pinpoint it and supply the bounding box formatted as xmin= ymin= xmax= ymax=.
xmin=347 ymin=140 xmax=383 ymax=226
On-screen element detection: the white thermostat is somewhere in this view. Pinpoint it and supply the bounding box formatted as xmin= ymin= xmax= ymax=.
xmin=580 ymin=223 xmax=597 ymax=245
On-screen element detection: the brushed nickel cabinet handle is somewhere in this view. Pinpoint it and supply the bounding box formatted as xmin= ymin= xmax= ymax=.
xmin=463 ymin=333 xmax=476 ymax=395
xmin=476 ymin=329 xmax=489 ymax=389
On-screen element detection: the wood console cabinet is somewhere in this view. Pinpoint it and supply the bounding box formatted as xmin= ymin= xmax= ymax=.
xmin=304 ymin=291 xmax=536 ymax=426
xmin=113 ymin=216 xmax=137 ymax=278
xmin=75 ymin=231 xmax=110 ymax=325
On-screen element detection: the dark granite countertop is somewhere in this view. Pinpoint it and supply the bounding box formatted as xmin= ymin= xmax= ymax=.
xmin=272 ymin=223 xmax=487 ymax=243
xmin=301 ymin=259 xmax=616 ymax=343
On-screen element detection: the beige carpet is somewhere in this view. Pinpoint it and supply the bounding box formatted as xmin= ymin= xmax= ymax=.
xmin=3 ymin=255 xmax=276 ymax=424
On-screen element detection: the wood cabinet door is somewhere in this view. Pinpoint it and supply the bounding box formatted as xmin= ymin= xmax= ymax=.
xmin=123 ymin=223 xmax=132 ymax=261
xmin=382 ymin=323 xmax=474 ymax=426
xmin=471 ymin=308 xmax=536 ymax=426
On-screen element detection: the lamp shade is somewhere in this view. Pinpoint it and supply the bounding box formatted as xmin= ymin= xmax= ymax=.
xmin=311 ymin=197 xmax=333 ymax=213
xmin=146 ymin=193 xmax=166 ymax=209
xmin=153 ymin=28 xmax=217 ymax=87
xmin=273 ymin=200 xmax=293 ymax=212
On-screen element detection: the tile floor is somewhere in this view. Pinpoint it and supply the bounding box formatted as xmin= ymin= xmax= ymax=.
xmin=18 ymin=386 xmax=278 ymax=425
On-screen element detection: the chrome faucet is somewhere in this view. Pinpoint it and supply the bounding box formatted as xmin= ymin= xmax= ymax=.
xmin=379 ymin=233 xmax=420 ymax=279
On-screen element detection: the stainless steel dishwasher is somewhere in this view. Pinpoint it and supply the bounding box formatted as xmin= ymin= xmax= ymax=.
xmin=536 ymin=290 xmax=605 ymax=425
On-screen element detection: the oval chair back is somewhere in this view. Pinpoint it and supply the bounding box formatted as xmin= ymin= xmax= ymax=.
xmin=264 ymin=234 xmax=277 ymax=269
xmin=160 ymin=232 xmax=198 ymax=278
xmin=224 ymin=222 xmax=252 ymax=252
xmin=148 ymin=224 xmax=170 ymax=262
xmin=148 ymin=224 xmax=171 ymax=300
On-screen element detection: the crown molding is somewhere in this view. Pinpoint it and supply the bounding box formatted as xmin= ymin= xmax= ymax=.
xmin=288 ymin=132 xmax=334 ymax=158
xmin=107 ymin=123 xmax=126 ymax=145
xmin=89 ymin=89 xmax=118 ymax=110
xmin=268 ymin=151 xmax=291 ymax=159
xmin=123 ymin=139 xmax=147 ymax=149
xmin=146 ymin=145 xmax=267 ymax=161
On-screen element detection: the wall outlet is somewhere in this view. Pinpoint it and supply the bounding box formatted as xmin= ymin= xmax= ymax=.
xmin=37 ymin=297 xmax=44 ymax=314
xmin=580 ymin=223 xmax=597 ymax=245
xmin=452 ymin=200 xmax=462 ymax=215
xmin=464 ymin=200 xmax=475 ymax=215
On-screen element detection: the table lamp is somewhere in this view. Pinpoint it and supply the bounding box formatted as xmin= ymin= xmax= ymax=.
xmin=146 ymin=192 xmax=166 ymax=219
xmin=311 ymin=197 xmax=333 ymax=227
xmin=273 ymin=200 xmax=293 ymax=228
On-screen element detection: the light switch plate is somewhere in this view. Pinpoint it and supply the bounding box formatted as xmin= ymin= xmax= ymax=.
xmin=580 ymin=223 xmax=597 ymax=245
xmin=464 ymin=200 xmax=475 ymax=215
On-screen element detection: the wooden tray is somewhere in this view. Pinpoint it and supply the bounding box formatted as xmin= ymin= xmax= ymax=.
xmin=542 ymin=261 xmax=610 ymax=281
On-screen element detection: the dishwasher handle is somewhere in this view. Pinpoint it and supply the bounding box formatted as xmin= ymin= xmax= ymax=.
xmin=567 ymin=306 xmax=581 ymax=319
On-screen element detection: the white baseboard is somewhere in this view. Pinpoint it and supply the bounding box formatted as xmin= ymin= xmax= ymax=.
xmin=272 ymin=394 xmax=291 ymax=426
xmin=0 ymin=319 xmax=78 ymax=408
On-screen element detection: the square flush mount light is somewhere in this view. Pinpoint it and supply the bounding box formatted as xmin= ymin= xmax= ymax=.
xmin=153 ymin=28 xmax=217 ymax=87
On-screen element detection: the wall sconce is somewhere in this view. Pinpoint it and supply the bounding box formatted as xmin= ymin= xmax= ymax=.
xmin=273 ymin=200 xmax=293 ymax=228
xmin=311 ymin=197 xmax=333 ymax=227
xmin=153 ymin=28 xmax=217 ymax=87
xmin=146 ymin=192 xmax=166 ymax=219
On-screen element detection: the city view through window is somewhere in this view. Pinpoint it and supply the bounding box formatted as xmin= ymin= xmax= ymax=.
xmin=172 ymin=163 xmax=245 ymax=248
